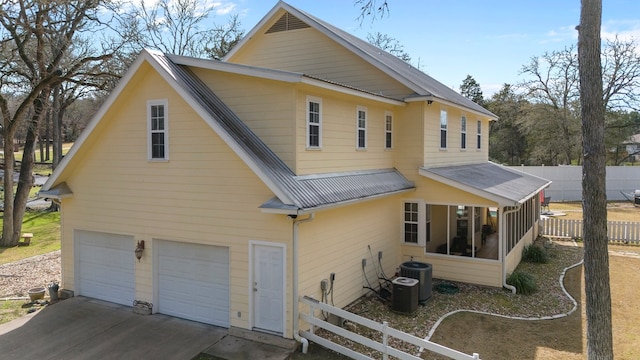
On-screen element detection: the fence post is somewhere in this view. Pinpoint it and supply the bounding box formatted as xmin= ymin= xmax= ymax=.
xmin=382 ymin=321 xmax=389 ymax=360
xmin=308 ymin=301 xmax=315 ymax=335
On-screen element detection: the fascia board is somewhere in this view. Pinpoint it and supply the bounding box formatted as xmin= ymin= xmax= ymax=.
xmin=300 ymin=77 xmax=405 ymax=106
xmin=406 ymin=96 xmax=498 ymax=121
xmin=418 ymin=167 xmax=517 ymax=207
xmin=144 ymin=54 xmax=297 ymax=205
xmin=223 ymin=1 xmax=287 ymax=60
xmin=42 ymin=50 xmax=155 ymax=191
xmin=168 ymin=54 xmax=303 ymax=83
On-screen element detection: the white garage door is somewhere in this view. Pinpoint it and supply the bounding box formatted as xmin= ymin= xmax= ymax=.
xmin=76 ymin=230 xmax=135 ymax=306
xmin=157 ymin=240 xmax=230 ymax=327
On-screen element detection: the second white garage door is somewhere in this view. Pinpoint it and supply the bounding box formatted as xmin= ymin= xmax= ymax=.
xmin=157 ymin=240 xmax=230 ymax=327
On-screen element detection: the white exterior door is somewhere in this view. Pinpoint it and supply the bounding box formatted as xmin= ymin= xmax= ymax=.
xmin=76 ymin=230 xmax=135 ymax=306
xmin=252 ymin=243 xmax=285 ymax=334
xmin=157 ymin=240 xmax=229 ymax=327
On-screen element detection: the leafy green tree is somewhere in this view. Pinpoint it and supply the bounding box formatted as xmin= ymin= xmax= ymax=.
xmin=460 ymin=75 xmax=484 ymax=106
xmin=486 ymin=84 xmax=528 ymax=164
xmin=605 ymin=111 xmax=640 ymax=164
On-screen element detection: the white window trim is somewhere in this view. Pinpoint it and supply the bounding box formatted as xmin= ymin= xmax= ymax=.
xmin=384 ymin=111 xmax=393 ymax=150
xmin=402 ymin=199 xmax=427 ymax=246
xmin=306 ymin=96 xmax=322 ymax=149
xmin=461 ymin=115 xmax=467 ymax=150
xmin=476 ymin=119 xmax=482 ymax=151
xmin=147 ymin=99 xmax=169 ymax=161
xmin=356 ymin=106 xmax=367 ymax=150
xmin=440 ymin=109 xmax=448 ymax=150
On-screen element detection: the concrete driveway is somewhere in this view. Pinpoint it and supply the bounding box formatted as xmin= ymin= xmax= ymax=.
xmin=0 ymin=296 xmax=294 ymax=359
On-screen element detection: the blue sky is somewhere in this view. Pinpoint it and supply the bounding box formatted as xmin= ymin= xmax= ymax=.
xmin=209 ymin=0 xmax=640 ymax=97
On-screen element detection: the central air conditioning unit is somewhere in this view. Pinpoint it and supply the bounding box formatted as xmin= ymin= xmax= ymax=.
xmin=400 ymin=261 xmax=432 ymax=304
xmin=391 ymin=277 xmax=419 ymax=314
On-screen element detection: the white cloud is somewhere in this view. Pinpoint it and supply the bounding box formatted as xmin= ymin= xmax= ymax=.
xmin=213 ymin=2 xmax=237 ymax=15
xmin=541 ymin=25 xmax=577 ymax=44
xmin=602 ymin=19 xmax=640 ymax=42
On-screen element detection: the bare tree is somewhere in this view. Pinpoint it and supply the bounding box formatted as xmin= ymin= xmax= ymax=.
xmin=519 ymin=47 xmax=581 ymax=164
xmin=134 ymin=0 xmax=244 ymax=59
xmin=367 ymin=32 xmax=411 ymax=63
xmin=602 ymin=36 xmax=640 ymax=111
xmin=578 ymin=0 xmax=614 ymax=358
xmin=204 ymin=14 xmax=244 ymax=60
xmin=0 ymin=0 xmax=121 ymax=246
xmin=355 ymin=0 xmax=390 ymax=22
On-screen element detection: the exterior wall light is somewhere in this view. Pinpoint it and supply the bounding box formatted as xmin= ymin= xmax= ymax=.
xmin=135 ymin=240 xmax=145 ymax=262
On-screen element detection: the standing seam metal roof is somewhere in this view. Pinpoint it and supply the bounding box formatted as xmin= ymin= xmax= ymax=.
xmin=420 ymin=162 xmax=551 ymax=206
xmin=149 ymin=51 xmax=415 ymax=210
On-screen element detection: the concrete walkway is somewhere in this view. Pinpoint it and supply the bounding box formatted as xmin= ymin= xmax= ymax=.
xmin=0 ymin=297 xmax=297 ymax=360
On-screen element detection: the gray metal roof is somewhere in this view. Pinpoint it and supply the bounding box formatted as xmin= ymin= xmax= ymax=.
xmin=232 ymin=1 xmax=496 ymax=119
xmin=419 ymin=162 xmax=551 ymax=206
xmin=149 ymin=51 xmax=415 ymax=212
xmin=38 ymin=182 xmax=73 ymax=199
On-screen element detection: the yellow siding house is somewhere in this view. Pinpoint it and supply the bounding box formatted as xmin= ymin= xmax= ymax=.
xmin=41 ymin=0 xmax=550 ymax=344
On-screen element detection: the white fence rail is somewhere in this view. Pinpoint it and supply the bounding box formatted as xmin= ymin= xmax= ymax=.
xmin=299 ymin=295 xmax=480 ymax=360
xmin=541 ymin=218 xmax=640 ymax=243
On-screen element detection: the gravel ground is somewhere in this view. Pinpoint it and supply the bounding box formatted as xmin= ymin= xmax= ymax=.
xmin=0 ymin=250 xmax=61 ymax=298
xmin=317 ymin=237 xmax=585 ymax=359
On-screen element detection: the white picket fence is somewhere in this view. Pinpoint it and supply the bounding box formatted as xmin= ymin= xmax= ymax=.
xmin=541 ymin=218 xmax=640 ymax=243
xmin=299 ymin=295 xmax=480 ymax=360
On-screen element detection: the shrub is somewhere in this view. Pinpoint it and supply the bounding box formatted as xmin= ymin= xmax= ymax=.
xmin=507 ymin=271 xmax=538 ymax=295
xmin=522 ymin=244 xmax=549 ymax=264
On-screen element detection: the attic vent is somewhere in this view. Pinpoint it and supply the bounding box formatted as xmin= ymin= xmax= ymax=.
xmin=265 ymin=12 xmax=310 ymax=33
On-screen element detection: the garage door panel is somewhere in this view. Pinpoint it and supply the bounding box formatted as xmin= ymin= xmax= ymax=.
xmin=157 ymin=240 xmax=229 ymax=327
xmin=76 ymin=230 xmax=135 ymax=306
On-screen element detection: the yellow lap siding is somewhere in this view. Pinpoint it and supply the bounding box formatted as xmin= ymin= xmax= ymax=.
xmin=297 ymin=196 xmax=403 ymax=310
xmin=229 ymin=26 xmax=413 ymax=99
xmin=57 ymin=64 xmax=292 ymax=331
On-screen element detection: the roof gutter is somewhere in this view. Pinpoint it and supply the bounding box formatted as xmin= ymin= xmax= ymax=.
xmin=290 ymin=213 xmax=315 ymax=353
xmin=260 ymin=187 xmax=416 ymax=215
xmin=405 ymin=95 xmax=498 ymax=121
xmin=501 ymin=205 xmax=521 ymax=294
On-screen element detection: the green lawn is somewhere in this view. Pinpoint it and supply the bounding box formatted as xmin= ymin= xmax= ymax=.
xmin=0 ymin=210 xmax=61 ymax=265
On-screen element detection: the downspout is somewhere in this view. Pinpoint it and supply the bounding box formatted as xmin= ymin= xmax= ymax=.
xmin=501 ymin=205 xmax=521 ymax=294
xmin=290 ymin=213 xmax=314 ymax=354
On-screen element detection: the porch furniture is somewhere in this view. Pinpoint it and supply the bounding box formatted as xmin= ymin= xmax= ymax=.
xmin=18 ymin=233 xmax=33 ymax=246
xmin=541 ymin=197 xmax=551 ymax=213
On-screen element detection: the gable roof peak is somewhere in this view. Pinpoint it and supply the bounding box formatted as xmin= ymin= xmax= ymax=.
xmin=226 ymin=1 xmax=496 ymax=119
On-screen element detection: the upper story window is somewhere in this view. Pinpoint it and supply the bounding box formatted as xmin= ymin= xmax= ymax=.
xmin=440 ymin=109 xmax=448 ymax=149
xmin=477 ymin=120 xmax=482 ymax=150
xmin=307 ymin=97 xmax=322 ymax=148
xmin=461 ymin=116 xmax=467 ymax=150
xmin=148 ymin=99 xmax=168 ymax=160
xmin=385 ymin=112 xmax=393 ymax=149
xmin=356 ymin=106 xmax=367 ymax=149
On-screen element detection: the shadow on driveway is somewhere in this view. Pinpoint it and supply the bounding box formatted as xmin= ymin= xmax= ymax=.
xmin=0 ymin=297 xmax=227 ymax=359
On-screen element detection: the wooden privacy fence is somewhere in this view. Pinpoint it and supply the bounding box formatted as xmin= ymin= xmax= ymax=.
xmin=299 ymin=295 xmax=481 ymax=360
xmin=541 ymin=218 xmax=640 ymax=244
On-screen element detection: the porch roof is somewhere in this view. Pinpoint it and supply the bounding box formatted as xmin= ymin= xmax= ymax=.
xmin=419 ymin=162 xmax=551 ymax=207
